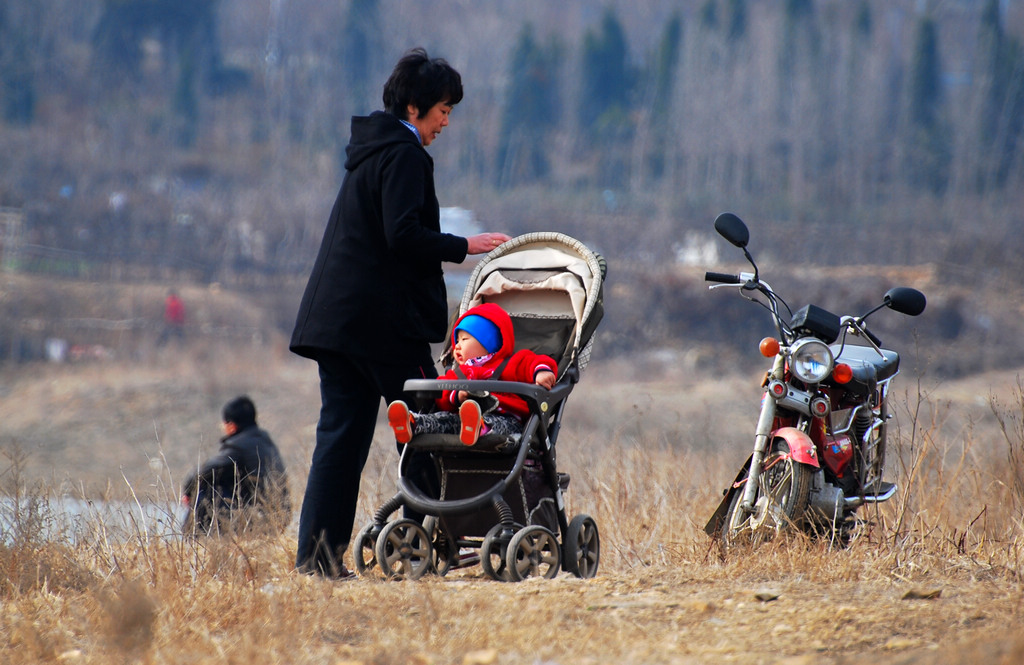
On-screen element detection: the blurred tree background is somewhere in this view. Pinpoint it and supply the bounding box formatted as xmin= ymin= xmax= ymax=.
xmin=1 ymin=0 xmax=1023 ymax=372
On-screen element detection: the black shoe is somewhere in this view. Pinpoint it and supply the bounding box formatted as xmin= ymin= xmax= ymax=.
xmin=297 ymin=563 xmax=356 ymax=581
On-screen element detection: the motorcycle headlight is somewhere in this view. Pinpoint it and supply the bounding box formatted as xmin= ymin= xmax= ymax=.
xmin=790 ymin=338 xmax=834 ymax=384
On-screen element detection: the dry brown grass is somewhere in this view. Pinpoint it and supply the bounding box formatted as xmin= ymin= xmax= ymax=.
xmin=1 ymin=346 xmax=1023 ymax=664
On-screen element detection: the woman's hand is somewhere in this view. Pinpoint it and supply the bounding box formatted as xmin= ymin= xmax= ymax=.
xmin=467 ymin=233 xmax=512 ymax=255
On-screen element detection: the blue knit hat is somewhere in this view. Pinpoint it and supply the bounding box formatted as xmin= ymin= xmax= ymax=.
xmin=455 ymin=314 xmax=502 ymax=354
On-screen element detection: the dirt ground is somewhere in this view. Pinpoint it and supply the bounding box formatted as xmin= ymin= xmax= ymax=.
xmin=150 ymin=558 xmax=1016 ymax=665
xmin=335 ymin=566 xmax=1024 ymax=665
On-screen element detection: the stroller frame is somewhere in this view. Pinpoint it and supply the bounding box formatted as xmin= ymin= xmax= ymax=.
xmin=353 ymin=232 xmax=604 ymax=581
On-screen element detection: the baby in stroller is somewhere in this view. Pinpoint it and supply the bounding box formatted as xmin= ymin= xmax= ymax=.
xmin=387 ymin=303 xmax=557 ymax=447
xmin=355 ymin=232 xmax=605 ymax=582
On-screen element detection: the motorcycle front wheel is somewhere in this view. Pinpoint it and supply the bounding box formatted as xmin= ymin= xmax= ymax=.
xmin=721 ymin=437 xmax=813 ymax=548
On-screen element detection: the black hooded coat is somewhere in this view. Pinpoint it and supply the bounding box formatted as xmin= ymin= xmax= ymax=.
xmin=290 ymin=111 xmax=468 ymax=364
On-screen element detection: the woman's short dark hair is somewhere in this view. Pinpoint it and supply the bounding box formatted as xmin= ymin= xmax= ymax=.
xmin=382 ymin=47 xmax=463 ymax=120
xmin=222 ymin=395 xmax=257 ymax=429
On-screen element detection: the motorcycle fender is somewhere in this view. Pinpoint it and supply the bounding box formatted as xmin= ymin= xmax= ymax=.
xmin=772 ymin=426 xmax=820 ymax=468
xmin=704 ymin=455 xmax=753 ymax=537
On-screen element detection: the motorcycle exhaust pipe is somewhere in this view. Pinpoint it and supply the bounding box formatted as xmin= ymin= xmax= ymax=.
xmin=809 ymin=484 xmax=898 ymax=514
xmin=846 ymin=481 xmax=897 ymax=507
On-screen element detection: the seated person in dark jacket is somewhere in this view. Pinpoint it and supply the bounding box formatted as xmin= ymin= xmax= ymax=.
xmin=181 ymin=395 xmax=291 ymax=535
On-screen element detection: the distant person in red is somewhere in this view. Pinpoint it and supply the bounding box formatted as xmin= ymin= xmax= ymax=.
xmin=158 ymin=290 xmax=186 ymax=345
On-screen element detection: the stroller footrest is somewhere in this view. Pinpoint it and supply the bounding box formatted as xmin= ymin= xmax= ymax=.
xmin=405 ymin=432 xmax=520 ymax=454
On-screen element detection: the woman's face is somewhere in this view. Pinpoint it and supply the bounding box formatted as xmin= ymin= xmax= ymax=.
xmin=407 ymin=100 xmax=453 ymax=146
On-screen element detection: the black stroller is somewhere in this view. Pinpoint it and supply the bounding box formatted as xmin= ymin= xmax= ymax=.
xmin=353 ymin=232 xmax=606 ymax=581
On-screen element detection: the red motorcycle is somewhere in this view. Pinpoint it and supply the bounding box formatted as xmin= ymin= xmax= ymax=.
xmin=704 ymin=213 xmax=926 ymax=546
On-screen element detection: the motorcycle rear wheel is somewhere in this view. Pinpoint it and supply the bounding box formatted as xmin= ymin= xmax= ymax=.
xmin=721 ymin=437 xmax=813 ymax=548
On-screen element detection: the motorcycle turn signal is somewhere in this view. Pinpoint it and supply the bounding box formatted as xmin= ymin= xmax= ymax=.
xmin=832 ymin=363 xmax=853 ymax=384
xmin=759 ymin=337 xmax=780 ymax=357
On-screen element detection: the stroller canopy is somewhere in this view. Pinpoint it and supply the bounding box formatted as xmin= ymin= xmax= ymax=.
xmin=454 ymin=232 xmax=605 ymax=373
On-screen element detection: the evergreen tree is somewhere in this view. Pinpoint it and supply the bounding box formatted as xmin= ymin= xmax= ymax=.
xmin=906 ymin=15 xmax=950 ymax=194
xmin=651 ymin=14 xmax=682 ymax=121
xmin=92 ymin=0 xmax=221 ymax=88
xmin=997 ymin=41 xmax=1024 ymax=187
xmin=342 ymin=0 xmax=381 ymax=113
xmin=173 ymin=47 xmax=199 ymax=146
xmin=854 ymin=0 xmax=872 ymax=39
xmin=775 ymin=0 xmax=825 ymax=203
xmin=90 ymin=0 xmax=225 ymax=145
xmin=975 ymin=0 xmax=1024 ymax=189
xmin=726 ymin=0 xmax=747 ymax=43
xmin=841 ymin=0 xmax=879 ymax=205
xmin=0 ymin=5 xmax=36 ymax=125
xmin=578 ymin=8 xmax=630 ymax=136
xmin=576 ymin=8 xmax=635 ymax=187
xmin=779 ymin=0 xmax=819 ymax=88
xmin=646 ymin=13 xmax=682 ymax=181
xmin=91 ymin=0 xmax=147 ymax=79
xmin=976 ymin=0 xmax=1003 ymax=189
xmin=699 ymin=0 xmax=718 ymax=31
xmin=909 ymin=17 xmax=942 ymax=131
xmin=496 ymin=24 xmax=562 ymax=187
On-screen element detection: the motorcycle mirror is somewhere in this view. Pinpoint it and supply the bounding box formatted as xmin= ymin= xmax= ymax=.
xmin=713 ymin=212 xmax=749 ymax=249
xmin=883 ymin=287 xmax=927 ymax=316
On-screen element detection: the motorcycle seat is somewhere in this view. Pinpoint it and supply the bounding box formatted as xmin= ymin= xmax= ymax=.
xmin=830 ymin=344 xmax=900 ymax=394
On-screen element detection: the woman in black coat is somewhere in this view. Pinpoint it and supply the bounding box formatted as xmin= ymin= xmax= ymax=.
xmin=290 ymin=48 xmax=510 ymax=578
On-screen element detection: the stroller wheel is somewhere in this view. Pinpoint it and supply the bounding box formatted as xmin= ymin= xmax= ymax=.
xmin=506 ymin=525 xmax=561 ymax=582
xmin=353 ymin=522 xmax=382 ymax=577
xmin=565 ymin=514 xmax=600 ymax=579
xmin=375 ymin=519 xmax=433 ymax=581
xmin=481 ymin=523 xmax=519 ymax=582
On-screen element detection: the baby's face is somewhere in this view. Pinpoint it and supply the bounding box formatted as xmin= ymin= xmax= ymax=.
xmin=454 ymin=330 xmax=488 ymax=364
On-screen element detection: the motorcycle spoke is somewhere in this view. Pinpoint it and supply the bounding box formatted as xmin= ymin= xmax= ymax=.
xmin=763 ymin=459 xmax=794 ymax=507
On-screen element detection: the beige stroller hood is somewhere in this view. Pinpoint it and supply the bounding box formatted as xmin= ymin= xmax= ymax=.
xmin=453 ymin=232 xmax=605 ymax=372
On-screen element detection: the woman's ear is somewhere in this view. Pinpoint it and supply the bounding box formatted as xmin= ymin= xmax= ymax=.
xmin=406 ymin=103 xmax=419 ymax=120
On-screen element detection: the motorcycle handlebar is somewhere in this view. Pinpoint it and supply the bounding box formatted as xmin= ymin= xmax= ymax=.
xmin=705 ymin=271 xmax=741 ymax=284
xmin=863 ymin=327 xmax=882 ymax=347
xmin=842 ymin=316 xmax=885 ymax=350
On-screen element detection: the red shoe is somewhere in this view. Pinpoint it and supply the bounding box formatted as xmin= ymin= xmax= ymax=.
xmin=459 ymin=400 xmax=483 ymax=446
xmin=387 ymin=400 xmax=414 ymax=444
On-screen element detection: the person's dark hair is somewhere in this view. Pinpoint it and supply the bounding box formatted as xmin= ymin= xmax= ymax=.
xmin=222 ymin=395 xmax=257 ymax=430
xmin=382 ymin=47 xmax=463 ymax=120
